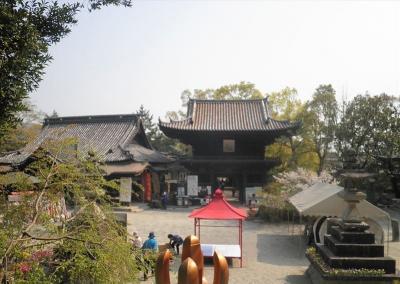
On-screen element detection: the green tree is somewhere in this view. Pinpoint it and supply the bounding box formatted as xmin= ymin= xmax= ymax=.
xmin=336 ymin=93 xmax=400 ymax=167
xmin=303 ymin=84 xmax=338 ymax=175
xmin=0 ymin=139 xmax=140 ymax=282
xmin=135 ymin=105 xmax=157 ymax=142
xmin=0 ymin=101 xmax=44 ymax=153
xmin=134 ymin=105 xmax=187 ymax=155
xmin=0 ymin=0 xmax=131 ymax=140
xmin=266 ymin=87 xmax=318 ymax=172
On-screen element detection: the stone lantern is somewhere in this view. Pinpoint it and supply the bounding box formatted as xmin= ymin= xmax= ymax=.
xmin=306 ymin=149 xmax=398 ymax=284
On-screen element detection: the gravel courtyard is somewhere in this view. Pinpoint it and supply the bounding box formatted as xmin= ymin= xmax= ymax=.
xmin=127 ymin=205 xmax=311 ymax=284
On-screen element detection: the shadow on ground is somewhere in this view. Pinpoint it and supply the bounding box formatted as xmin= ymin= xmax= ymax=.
xmin=285 ymin=274 xmax=311 ymax=284
xmin=257 ymin=234 xmax=308 ymax=266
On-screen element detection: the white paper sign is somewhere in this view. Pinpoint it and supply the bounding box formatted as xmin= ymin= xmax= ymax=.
xmin=187 ymin=175 xmax=198 ymax=196
xmin=120 ymin=177 xmax=132 ymax=203
xmin=177 ymin=187 xmax=185 ymax=197
xmin=245 ymin=187 xmax=257 ymax=203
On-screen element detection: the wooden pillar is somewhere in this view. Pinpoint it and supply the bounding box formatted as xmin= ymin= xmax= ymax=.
xmin=210 ymin=171 xmax=216 ymax=191
xmin=144 ymin=171 xmax=152 ymax=202
xmin=241 ymin=172 xmax=247 ymax=203
xmin=239 ymin=219 xmax=243 ymax=267
xmin=198 ymin=219 xmax=201 ymax=241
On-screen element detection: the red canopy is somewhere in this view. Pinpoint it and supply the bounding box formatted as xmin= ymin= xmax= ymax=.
xmin=189 ymin=189 xmax=247 ymax=220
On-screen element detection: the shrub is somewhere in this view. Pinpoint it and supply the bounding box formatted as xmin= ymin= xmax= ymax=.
xmin=0 ymin=140 xmax=143 ymax=283
xmin=306 ymin=247 xmax=385 ymax=277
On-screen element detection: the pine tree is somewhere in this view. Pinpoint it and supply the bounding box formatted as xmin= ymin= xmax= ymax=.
xmin=135 ymin=105 xmax=157 ymax=142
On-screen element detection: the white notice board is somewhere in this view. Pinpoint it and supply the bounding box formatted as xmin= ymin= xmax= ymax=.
xmin=120 ymin=177 xmax=132 ymax=203
xmin=187 ymin=175 xmax=198 ymax=196
xmin=245 ymin=187 xmax=256 ymax=203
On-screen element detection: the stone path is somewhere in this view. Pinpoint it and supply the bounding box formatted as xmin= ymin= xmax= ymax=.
xmin=127 ymin=204 xmax=311 ymax=284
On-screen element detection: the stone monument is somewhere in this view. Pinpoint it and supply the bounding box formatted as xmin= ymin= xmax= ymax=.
xmin=307 ymin=149 xmax=399 ymax=283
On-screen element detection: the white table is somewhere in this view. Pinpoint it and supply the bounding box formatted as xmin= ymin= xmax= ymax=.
xmin=200 ymin=244 xmax=241 ymax=258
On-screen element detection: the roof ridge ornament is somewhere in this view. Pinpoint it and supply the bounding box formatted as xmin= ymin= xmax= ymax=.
xmin=261 ymin=97 xmax=270 ymax=123
xmin=214 ymin=188 xmax=224 ymax=199
xmin=191 ymin=100 xmax=197 ymax=122
xmin=117 ymin=144 xmax=134 ymax=160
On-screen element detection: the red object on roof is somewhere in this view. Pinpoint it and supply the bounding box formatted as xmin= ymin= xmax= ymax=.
xmin=189 ymin=189 xmax=247 ymax=220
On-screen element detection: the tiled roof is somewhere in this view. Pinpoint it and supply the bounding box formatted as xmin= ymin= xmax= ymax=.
xmin=0 ymin=114 xmax=171 ymax=166
xmin=102 ymin=162 xmax=149 ymax=176
xmin=126 ymin=144 xmax=174 ymax=164
xmin=159 ymin=98 xmax=298 ymax=132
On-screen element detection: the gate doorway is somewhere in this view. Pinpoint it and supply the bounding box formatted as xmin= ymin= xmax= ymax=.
xmin=216 ymin=175 xmax=240 ymax=202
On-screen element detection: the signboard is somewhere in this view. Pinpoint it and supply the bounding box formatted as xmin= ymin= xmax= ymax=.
xmin=177 ymin=186 xmax=185 ymax=197
xmin=245 ymin=187 xmax=257 ymax=204
xmin=120 ymin=177 xmax=132 ymax=203
xmin=164 ymin=173 xmax=172 ymax=181
xmin=187 ymin=175 xmax=198 ymax=196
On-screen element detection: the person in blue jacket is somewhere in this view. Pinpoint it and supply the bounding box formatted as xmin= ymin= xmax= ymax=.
xmin=141 ymin=232 xmax=158 ymax=280
xmin=142 ymin=232 xmax=158 ymax=251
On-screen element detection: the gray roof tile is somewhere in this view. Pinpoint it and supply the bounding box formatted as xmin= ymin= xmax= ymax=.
xmin=0 ymin=114 xmax=171 ymax=165
xmin=159 ymin=98 xmax=299 ymax=132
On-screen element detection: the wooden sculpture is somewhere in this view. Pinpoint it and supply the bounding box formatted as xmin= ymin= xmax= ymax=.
xmin=155 ymin=235 xmax=229 ymax=284
xmin=213 ymin=249 xmax=229 ymax=284
xmin=181 ymin=235 xmax=204 ymax=283
xmin=178 ymin=257 xmax=200 ymax=284
xmin=155 ymin=249 xmax=172 ymax=284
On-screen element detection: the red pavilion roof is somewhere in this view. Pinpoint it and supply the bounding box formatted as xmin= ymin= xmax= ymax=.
xmin=189 ymin=189 xmax=247 ymax=220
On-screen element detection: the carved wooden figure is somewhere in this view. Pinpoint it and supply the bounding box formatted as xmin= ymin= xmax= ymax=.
xmin=178 ymin=257 xmax=200 ymax=284
xmin=181 ymin=235 xmax=204 ymax=284
xmin=155 ymin=249 xmax=172 ymax=284
xmin=213 ymin=250 xmax=229 ymax=284
xmin=155 ymin=235 xmax=229 ymax=284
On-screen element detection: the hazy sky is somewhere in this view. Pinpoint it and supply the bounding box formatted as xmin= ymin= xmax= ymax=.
xmin=34 ymin=1 xmax=400 ymax=119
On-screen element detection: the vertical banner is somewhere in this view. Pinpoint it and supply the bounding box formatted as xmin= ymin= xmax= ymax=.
xmin=187 ymin=175 xmax=198 ymax=196
xmin=144 ymin=171 xmax=152 ymax=202
xmin=120 ymin=177 xmax=132 ymax=203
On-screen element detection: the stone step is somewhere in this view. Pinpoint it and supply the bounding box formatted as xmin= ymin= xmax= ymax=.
xmin=330 ymin=226 xmax=375 ymax=244
xmin=113 ymin=206 xmax=144 ymax=213
xmin=325 ymin=235 xmax=384 ymax=257
xmin=317 ymin=244 xmax=396 ymax=274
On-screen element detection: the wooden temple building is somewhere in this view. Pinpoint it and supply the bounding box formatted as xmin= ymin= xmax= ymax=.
xmin=159 ymin=98 xmax=299 ymax=202
xmin=0 ymin=114 xmax=173 ymax=202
